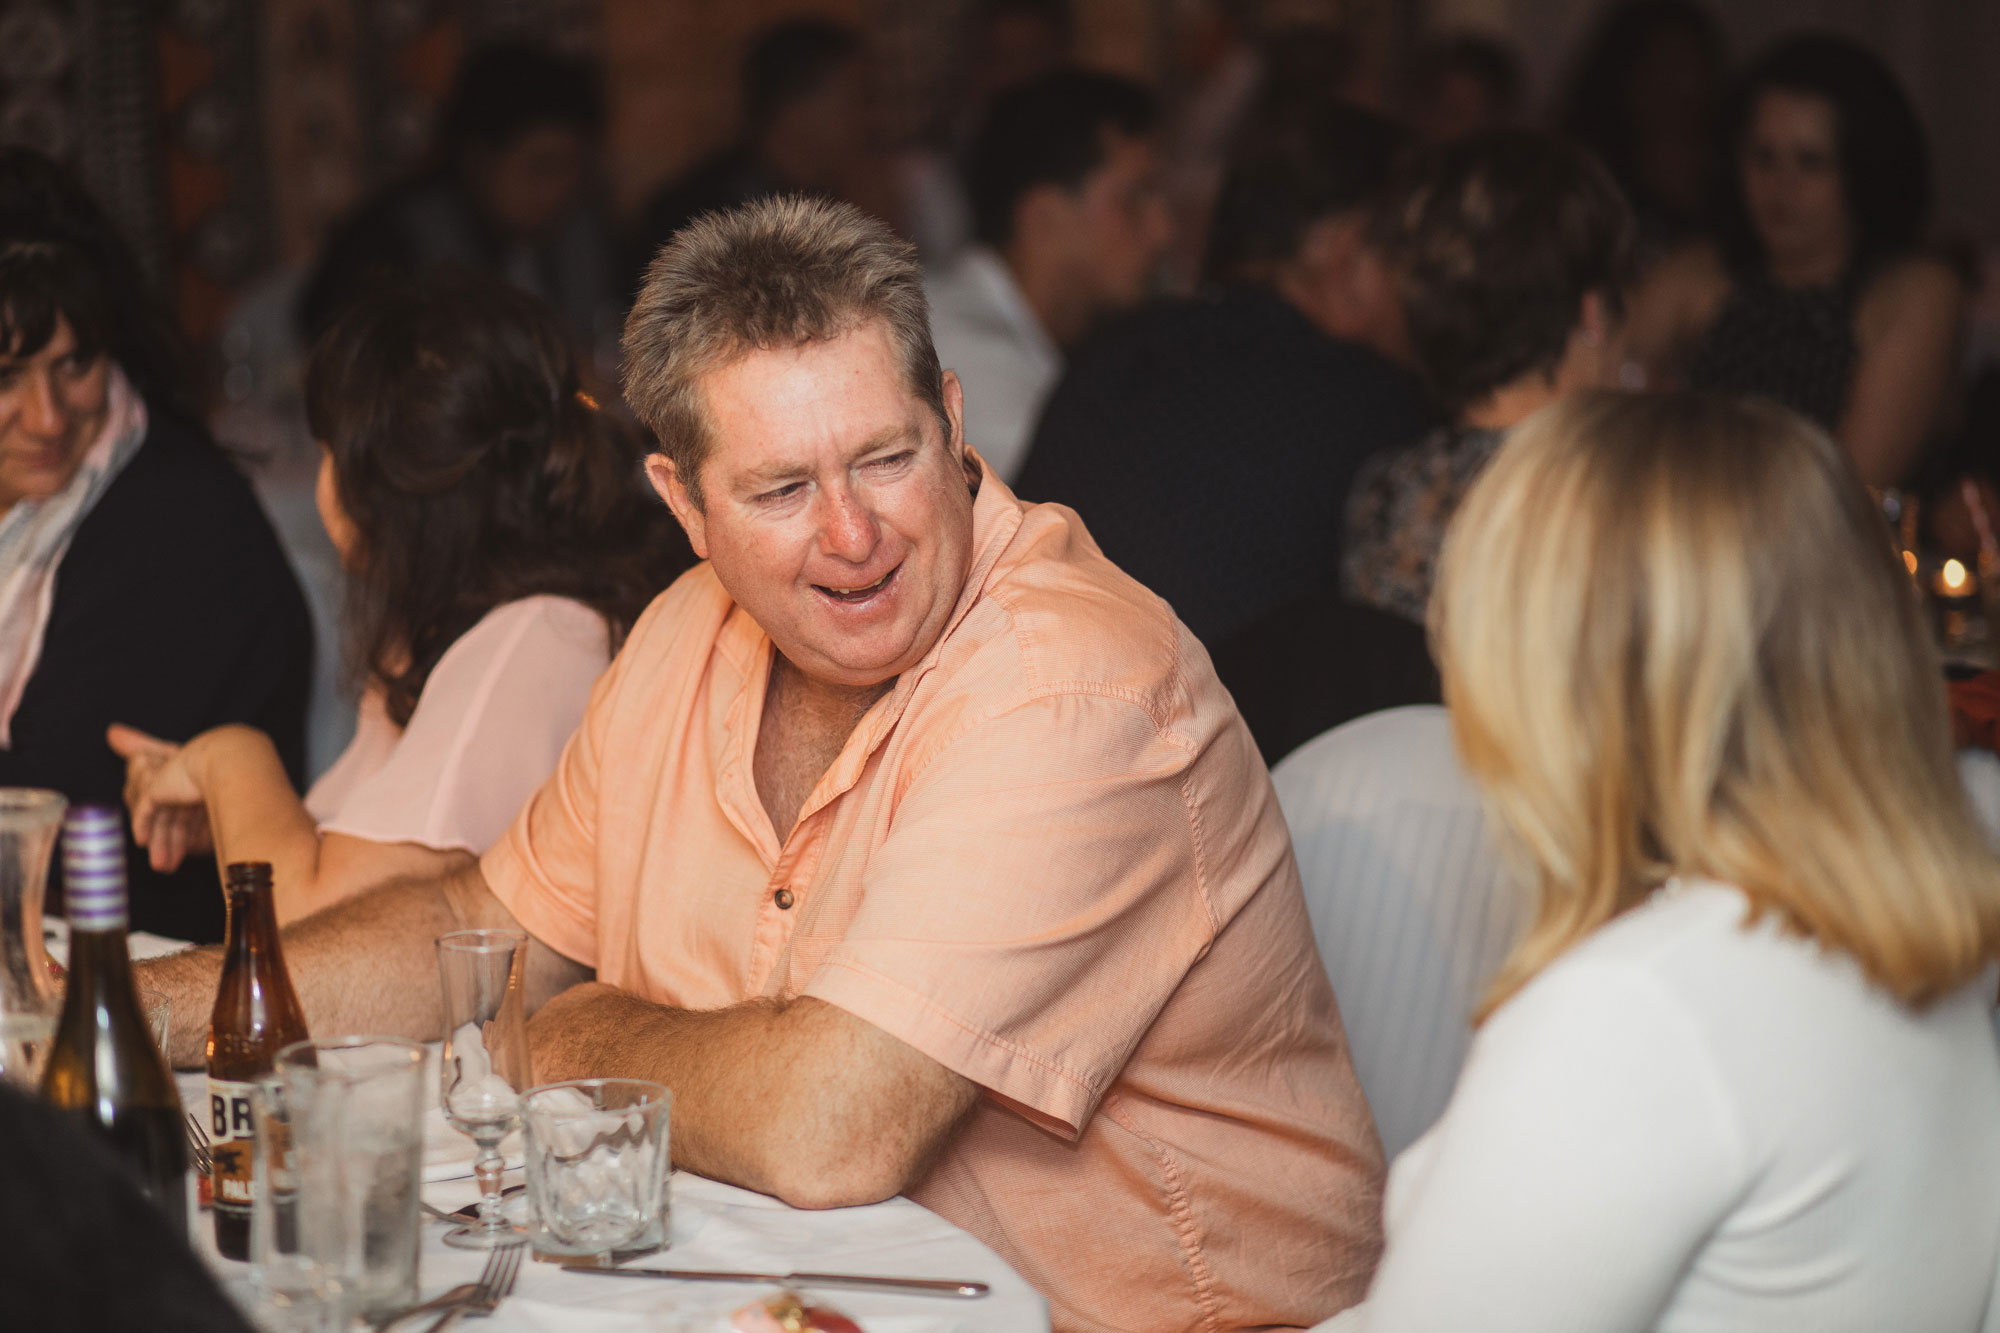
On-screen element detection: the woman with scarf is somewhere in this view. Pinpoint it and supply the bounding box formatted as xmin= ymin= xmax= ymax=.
xmin=0 ymin=148 xmax=310 ymax=943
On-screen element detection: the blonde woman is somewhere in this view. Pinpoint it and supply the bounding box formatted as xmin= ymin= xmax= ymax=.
xmin=1328 ymin=392 xmax=2000 ymax=1330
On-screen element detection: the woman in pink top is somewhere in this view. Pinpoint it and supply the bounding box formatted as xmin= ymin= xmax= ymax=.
xmin=110 ymin=278 xmax=683 ymax=923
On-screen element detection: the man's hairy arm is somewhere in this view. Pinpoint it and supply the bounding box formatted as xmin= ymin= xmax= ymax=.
xmin=530 ymin=984 xmax=978 ymax=1211
xmin=139 ymin=864 xmax=591 ymax=1067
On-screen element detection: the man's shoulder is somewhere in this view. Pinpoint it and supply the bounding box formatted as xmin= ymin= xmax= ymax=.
xmin=620 ymin=562 xmax=735 ymax=662
xmin=944 ymin=502 xmax=1196 ymax=720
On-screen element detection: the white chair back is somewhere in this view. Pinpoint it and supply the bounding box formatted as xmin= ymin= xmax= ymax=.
xmin=1274 ymin=705 xmax=1525 ymax=1161
xmin=1959 ymin=749 xmax=2000 ymax=847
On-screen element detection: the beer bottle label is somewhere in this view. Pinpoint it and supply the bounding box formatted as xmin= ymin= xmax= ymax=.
xmin=207 ymin=1077 xmax=259 ymax=1220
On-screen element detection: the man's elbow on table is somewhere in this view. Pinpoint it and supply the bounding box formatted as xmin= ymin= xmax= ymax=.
xmin=751 ymin=1006 xmax=979 ymax=1212
xmin=756 ymin=1094 xmax=973 ymax=1211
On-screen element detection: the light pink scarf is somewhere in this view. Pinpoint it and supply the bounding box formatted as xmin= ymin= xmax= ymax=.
xmin=0 ymin=365 xmax=148 ymax=745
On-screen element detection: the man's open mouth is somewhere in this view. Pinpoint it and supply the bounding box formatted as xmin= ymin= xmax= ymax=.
xmin=815 ymin=565 xmax=898 ymax=603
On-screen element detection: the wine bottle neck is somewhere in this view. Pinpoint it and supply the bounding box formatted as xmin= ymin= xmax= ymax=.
xmin=61 ymin=925 xmax=140 ymax=1009
xmin=224 ymin=882 xmax=280 ymax=955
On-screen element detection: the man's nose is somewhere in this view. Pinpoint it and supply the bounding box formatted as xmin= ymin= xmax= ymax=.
xmin=817 ymin=486 xmax=879 ymax=563
xmin=19 ymin=368 xmax=68 ymax=440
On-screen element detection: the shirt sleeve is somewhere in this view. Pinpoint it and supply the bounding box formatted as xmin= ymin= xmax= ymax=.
xmin=316 ymin=598 xmax=609 ymax=855
xmin=1352 ymin=960 xmax=1750 ymax=1332
xmin=803 ymin=689 xmax=1217 ymax=1137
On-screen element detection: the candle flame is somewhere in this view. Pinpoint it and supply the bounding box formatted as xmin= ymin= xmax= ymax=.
xmin=1944 ymin=558 xmax=1971 ymax=593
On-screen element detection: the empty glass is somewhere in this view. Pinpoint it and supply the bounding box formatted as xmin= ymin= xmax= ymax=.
xmin=522 ymin=1077 xmax=671 ymax=1256
xmin=436 ymin=929 xmax=531 ymax=1249
xmin=0 ymin=789 xmax=65 ymax=1086
xmin=252 ymin=1037 xmax=426 ymax=1326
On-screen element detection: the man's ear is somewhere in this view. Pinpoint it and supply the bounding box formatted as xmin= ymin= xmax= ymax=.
xmin=942 ymin=369 xmax=966 ymax=450
xmin=941 ymin=370 xmax=981 ymax=489
xmin=645 ymin=453 xmax=709 ymax=560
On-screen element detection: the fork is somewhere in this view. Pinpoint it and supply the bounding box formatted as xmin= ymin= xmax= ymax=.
xmin=422 ymin=1240 xmax=524 ymax=1332
xmin=183 ymin=1110 xmax=213 ymax=1176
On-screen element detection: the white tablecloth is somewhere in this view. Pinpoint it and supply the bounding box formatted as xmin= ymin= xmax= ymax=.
xmin=175 ymin=1071 xmax=1048 ymax=1333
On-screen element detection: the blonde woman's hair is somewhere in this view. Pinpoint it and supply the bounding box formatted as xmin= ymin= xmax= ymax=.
xmin=1433 ymin=391 xmax=2000 ymax=1020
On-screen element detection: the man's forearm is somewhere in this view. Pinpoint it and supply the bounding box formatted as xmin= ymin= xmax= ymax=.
xmin=141 ymin=864 xmax=485 ymax=1067
xmin=529 ymin=985 xmax=975 ymax=1209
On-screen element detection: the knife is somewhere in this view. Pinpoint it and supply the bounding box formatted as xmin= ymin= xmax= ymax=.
xmin=561 ymin=1264 xmax=989 ymax=1299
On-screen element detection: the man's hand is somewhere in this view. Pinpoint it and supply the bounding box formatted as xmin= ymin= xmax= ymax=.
xmin=526 ymin=985 xmax=977 ymax=1210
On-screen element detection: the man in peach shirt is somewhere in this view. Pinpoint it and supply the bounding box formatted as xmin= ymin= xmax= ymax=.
xmin=147 ymin=197 xmax=1382 ymax=1331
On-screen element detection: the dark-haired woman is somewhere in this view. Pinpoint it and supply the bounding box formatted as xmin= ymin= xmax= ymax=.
xmin=0 ymin=148 xmax=310 ymax=943
xmin=113 ymin=278 xmax=678 ymax=925
xmin=1342 ymin=131 xmax=1633 ymax=625
xmin=1627 ymin=33 xmax=1964 ymax=486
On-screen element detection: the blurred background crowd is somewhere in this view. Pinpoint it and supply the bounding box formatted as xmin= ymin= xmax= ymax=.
xmin=7 ymin=0 xmax=2000 ymax=792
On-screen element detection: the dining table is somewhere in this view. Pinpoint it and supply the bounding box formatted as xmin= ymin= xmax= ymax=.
xmin=171 ymin=1064 xmax=1050 ymax=1333
xmin=45 ymin=920 xmax=1046 ymax=1331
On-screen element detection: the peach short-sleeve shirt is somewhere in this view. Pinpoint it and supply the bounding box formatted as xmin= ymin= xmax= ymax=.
xmin=483 ymin=469 xmax=1384 ymax=1332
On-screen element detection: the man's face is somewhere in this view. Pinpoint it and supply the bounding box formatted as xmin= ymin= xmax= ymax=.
xmin=1049 ymin=131 xmax=1171 ymax=313
xmin=649 ymin=321 xmax=976 ymax=691
xmin=0 ymin=318 xmax=110 ymax=514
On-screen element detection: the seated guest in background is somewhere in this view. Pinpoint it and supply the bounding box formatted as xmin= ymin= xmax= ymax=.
xmin=927 ymin=67 xmax=1171 ymax=482
xmin=0 ymin=148 xmax=310 ymax=943
xmin=145 ymin=197 xmax=1386 ymax=1332
xmin=1017 ymin=97 xmax=1429 ymax=651
xmin=1556 ymin=0 xmax=1727 ymax=261
xmin=1211 ymin=594 xmax=1439 ymax=767
xmin=1344 ymin=131 xmax=1631 ymax=625
xmin=1404 ymin=33 xmax=1524 ymax=145
xmin=639 ymin=20 xmax=871 ymax=255
xmin=900 ymin=0 xmax=1076 ymax=263
xmin=302 ymin=43 xmax=625 ymax=375
xmin=1625 ymin=33 xmax=1963 ymax=487
xmin=112 ymin=279 xmax=680 ymax=926
xmin=1327 ymin=391 xmax=2000 ymax=1331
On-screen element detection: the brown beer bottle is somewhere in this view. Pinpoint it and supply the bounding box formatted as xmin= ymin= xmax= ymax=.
xmin=206 ymin=861 xmax=308 ymax=1259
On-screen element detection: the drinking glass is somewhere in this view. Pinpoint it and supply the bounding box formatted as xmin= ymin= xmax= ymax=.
xmin=436 ymin=929 xmax=531 ymax=1249
xmin=255 ymin=1037 xmax=426 ymax=1326
xmin=521 ymin=1078 xmax=671 ymax=1256
xmin=0 ymin=788 xmax=64 ymax=1086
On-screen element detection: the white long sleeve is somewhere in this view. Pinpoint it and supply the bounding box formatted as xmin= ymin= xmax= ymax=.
xmin=1335 ymin=881 xmax=2000 ymax=1333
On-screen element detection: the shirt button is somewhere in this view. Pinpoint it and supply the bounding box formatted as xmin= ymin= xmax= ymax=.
xmin=773 ymin=888 xmax=795 ymax=910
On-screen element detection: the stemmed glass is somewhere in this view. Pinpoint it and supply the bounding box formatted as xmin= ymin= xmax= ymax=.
xmin=436 ymin=929 xmax=532 ymax=1249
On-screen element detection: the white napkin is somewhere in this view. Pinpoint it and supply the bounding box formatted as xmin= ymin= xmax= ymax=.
xmin=499 ymin=1295 xmax=971 ymax=1333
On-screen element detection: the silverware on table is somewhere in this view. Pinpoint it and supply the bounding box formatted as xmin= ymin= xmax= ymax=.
xmin=561 ymin=1264 xmax=990 ymax=1299
xmin=369 ymin=1281 xmax=477 ymax=1330
xmin=183 ymin=1110 xmax=212 ymax=1176
xmin=422 ymin=1239 xmax=524 ymax=1332
xmin=420 ymin=1183 xmax=525 ymax=1225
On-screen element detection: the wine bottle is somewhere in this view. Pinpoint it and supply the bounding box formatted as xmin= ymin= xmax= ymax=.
xmin=207 ymin=861 xmax=309 ymax=1259
xmin=40 ymin=806 xmax=189 ymax=1242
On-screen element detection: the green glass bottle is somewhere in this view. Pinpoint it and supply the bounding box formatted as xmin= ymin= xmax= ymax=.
xmin=40 ymin=806 xmax=189 ymax=1243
